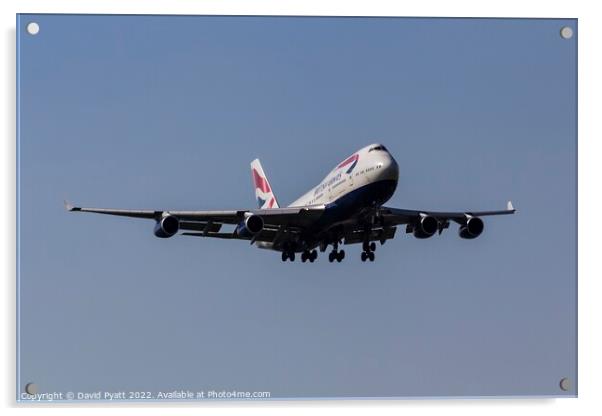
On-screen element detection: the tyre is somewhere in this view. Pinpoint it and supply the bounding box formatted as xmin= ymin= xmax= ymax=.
xmin=361 ymin=252 xmax=367 ymax=262
xmin=368 ymin=251 xmax=375 ymax=262
xmin=370 ymin=242 xmax=376 ymax=252
xmin=338 ymin=250 xmax=345 ymax=261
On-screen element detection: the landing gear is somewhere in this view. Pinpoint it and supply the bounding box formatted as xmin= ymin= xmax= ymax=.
xmin=361 ymin=251 xmax=375 ymax=262
xmin=328 ymin=249 xmax=345 ymax=263
xmin=362 ymin=241 xmax=376 ymax=252
xmin=281 ymin=251 xmax=296 ymax=262
xmin=301 ymin=250 xmax=318 ymax=263
xmin=319 ymin=242 xmax=328 ymax=252
xmin=361 ymin=241 xmax=376 ymax=262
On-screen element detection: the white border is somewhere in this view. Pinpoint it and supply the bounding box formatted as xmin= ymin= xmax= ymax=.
xmin=3 ymin=1 xmax=600 ymax=415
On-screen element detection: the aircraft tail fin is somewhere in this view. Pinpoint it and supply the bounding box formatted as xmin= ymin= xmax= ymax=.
xmin=250 ymin=159 xmax=280 ymax=209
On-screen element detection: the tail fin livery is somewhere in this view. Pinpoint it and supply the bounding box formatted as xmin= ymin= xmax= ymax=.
xmin=250 ymin=159 xmax=280 ymax=209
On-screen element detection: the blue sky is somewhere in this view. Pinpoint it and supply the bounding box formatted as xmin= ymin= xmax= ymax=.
xmin=17 ymin=15 xmax=576 ymax=399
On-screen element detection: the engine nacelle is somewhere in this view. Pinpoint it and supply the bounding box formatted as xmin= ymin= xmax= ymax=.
xmin=459 ymin=216 xmax=484 ymax=239
xmin=154 ymin=215 xmax=179 ymax=238
xmin=413 ymin=215 xmax=438 ymax=239
xmin=235 ymin=214 xmax=264 ymax=237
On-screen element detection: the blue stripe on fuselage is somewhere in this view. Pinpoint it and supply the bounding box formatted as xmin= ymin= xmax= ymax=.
xmin=316 ymin=179 xmax=398 ymax=228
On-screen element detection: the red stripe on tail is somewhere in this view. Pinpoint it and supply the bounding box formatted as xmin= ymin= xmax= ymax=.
xmin=252 ymin=169 xmax=271 ymax=193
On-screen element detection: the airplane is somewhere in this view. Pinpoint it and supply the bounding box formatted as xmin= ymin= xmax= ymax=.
xmin=65 ymin=143 xmax=515 ymax=263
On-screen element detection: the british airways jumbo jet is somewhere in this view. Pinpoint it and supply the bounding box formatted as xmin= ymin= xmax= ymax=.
xmin=66 ymin=144 xmax=515 ymax=263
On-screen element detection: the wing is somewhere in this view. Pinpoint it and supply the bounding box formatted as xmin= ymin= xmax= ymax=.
xmin=379 ymin=200 xmax=516 ymax=226
xmin=340 ymin=201 xmax=516 ymax=246
xmin=64 ymin=200 xmax=325 ymax=236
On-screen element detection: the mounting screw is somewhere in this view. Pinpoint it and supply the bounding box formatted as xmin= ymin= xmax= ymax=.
xmin=26 ymin=22 xmax=40 ymax=35
xmin=560 ymin=26 xmax=573 ymax=40
xmin=559 ymin=377 xmax=570 ymax=391
xmin=25 ymin=383 xmax=37 ymax=395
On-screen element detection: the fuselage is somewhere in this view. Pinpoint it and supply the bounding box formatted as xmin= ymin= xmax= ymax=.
xmin=290 ymin=143 xmax=399 ymax=214
xmin=253 ymin=143 xmax=399 ymax=252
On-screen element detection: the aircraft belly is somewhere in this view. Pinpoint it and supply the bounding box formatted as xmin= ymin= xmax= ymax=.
xmin=321 ymin=179 xmax=398 ymax=226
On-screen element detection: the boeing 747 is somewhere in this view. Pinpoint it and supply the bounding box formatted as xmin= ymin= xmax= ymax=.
xmin=66 ymin=144 xmax=515 ymax=263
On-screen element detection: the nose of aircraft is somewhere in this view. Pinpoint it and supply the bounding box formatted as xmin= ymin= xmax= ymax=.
xmin=377 ymin=153 xmax=399 ymax=182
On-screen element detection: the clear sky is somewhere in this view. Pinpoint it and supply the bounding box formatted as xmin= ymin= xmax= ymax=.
xmin=17 ymin=15 xmax=576 ymax=399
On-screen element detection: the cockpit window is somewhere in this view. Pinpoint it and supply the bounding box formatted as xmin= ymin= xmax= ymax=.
xmin=368 ymin=145 xmax=388 ymax=152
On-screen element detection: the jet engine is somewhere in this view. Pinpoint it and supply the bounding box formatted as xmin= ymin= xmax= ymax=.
xmin=413 ymin=215 xmax=438 ymax=239
xmin=154 ymin=215 xmax=179 ymax=238
xmin=235 ymin=214 xmax=264 ymax=237
xmin=458 ymin=216 xmax=484 ymax=239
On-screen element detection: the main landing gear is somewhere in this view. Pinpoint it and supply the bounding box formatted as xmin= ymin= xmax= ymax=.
xmin=328 ymin=248 xmax=345 ymax=263
xmin=301 ymin=250 xmax=318 ymax=263
xmin=281 ymin=251 xmax=296 ymax=262
xmin=361 ymin=241 xmax=376 ymax=262
xmin=282 ymin=250 xmax=318 ymax=262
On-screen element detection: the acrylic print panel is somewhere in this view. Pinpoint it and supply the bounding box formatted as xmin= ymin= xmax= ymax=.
xmin=17 ymin=15 xmax=577 ymax=401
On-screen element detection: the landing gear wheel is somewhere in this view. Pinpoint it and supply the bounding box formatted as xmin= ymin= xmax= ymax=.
xmin=301 ymin=251 xmax=308 ymax=263
xmin=281 ymin=252 xmax=287 ymax=262
xmin=290 ymin=252 xmax=295 ymax=262
xmin=369 ymin=242 xmax=376 ymax=252
xmin=328 ymin=251 xmax=335 ymax=263
xmin=336 ymin=249 xmax=345 ymax=262
xmin=361 ymin=252 xmax=367 ymax=262
xmin=368 ymin=251 xmax=375 ymax=262
xmin=310 ymin=250 xmax=317 ymax=262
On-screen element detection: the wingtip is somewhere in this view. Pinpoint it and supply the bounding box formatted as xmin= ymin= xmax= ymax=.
xmin=64 ymin=200 xmax=78 ymax=212
xmin=507 ymin=200 xmax=515 ymax=212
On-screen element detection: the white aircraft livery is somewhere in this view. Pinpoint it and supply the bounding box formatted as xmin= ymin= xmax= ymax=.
xmin=66 ymin=143 xmax=515 ymax=263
